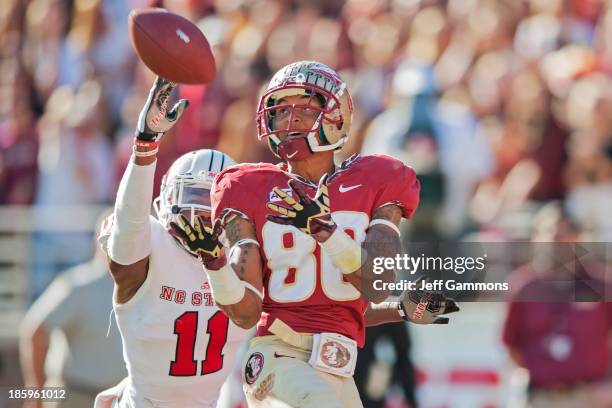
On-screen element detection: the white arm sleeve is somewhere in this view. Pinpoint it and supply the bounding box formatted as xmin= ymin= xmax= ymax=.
xmin=107 ymin=159 xmax=156 ymax=265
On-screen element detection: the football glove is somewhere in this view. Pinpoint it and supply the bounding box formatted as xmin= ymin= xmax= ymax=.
xmin=136 ymin=76 xmax=189 ymax=142
xmin=168 ymin=214 xmax=223 ymax=263
xmin=266 ymin=173 xmax=336 ymax=238
xmin=399 ymin=278 xmax=460 ymax=324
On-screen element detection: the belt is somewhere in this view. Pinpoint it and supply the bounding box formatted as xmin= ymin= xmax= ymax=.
xmin=268 ymin=319 xmax=313 ymax=350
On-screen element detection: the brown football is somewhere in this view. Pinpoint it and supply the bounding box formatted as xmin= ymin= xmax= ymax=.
xmin=128 ymin=8 xmax=216 ymax=84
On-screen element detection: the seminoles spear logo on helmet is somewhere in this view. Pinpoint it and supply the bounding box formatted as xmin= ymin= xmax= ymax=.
xmin=256 ymin=61 xmax=354 ymax=161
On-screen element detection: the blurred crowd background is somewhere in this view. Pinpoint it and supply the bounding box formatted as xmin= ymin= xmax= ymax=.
xmin=1 ymin=0 xmax=612 ymax=407
xmin=3 ymin=0 xmax=612 ymax=246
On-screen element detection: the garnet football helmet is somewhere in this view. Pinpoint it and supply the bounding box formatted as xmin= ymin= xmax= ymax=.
xmin=154 ymin=149 xmax=236 ymax=254
xmin=256 ymin=61 xmax=353 ymax=161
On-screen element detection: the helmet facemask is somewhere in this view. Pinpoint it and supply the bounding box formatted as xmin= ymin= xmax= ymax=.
xmin=154 ymin=173 xmax=214 ymax=257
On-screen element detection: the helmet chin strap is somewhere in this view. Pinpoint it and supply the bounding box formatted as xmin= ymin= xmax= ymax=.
xmin=277 ymin=137 xmax=313 ymax=161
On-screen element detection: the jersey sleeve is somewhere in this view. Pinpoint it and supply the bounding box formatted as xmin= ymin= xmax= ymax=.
xmin=211 ymin=166 xmax=259 ymax=225
xmin=371 ymin=155 xmax=420 ymax=219
xmin=97 ymin=213 xmax=158 ymax=256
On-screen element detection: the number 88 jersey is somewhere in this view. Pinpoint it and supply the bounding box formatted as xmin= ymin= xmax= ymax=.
xmin=211 ymin=154 xmax=420 ymax=347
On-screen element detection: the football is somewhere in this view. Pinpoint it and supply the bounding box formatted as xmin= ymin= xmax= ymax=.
xmin=128 ymin=8 xmax=216 ymax=84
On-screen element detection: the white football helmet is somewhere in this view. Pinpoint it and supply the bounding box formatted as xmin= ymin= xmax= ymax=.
xmin=256 ymin=61 xmax=353 ymax=161
xmin=154 ymin=149 xmax=236 ymax=233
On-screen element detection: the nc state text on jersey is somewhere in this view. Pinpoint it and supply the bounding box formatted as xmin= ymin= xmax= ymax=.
xmin=159 ymin=285 xmax=215 ymax=306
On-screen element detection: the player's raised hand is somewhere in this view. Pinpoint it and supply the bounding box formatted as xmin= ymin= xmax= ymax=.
xmin=168 ymin=214 xmax=223 ymax=263
xmin=266 ymin=173 xmax=336 ymax=240
xmin=399 ymin=277 xmax=460 ymax=324
xmin=136 ymin=76 xmax=189 ymax=142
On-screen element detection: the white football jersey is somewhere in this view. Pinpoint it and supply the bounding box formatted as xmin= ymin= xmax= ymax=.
xmin=100 ymin=216 xmax=248 ymax=408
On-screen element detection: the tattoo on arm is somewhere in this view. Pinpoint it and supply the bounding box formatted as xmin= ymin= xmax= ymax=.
xmin=367 ymin=204 xmax=402 ymax=254
xmin=372 ymin=204 xmax=403 ymax=226
xmin=224 ymin=217 xmax=242 ymax=246
xmin=363 ymin=225 xmax=401 ymax=260
xmin=349 ymin=204 xmax=403 ymax=302
xmin=224 ymin=216 xmax=259 ymax=280
xmin=232 ymin=244 xmax=256 ymax=278
xmin=216 ymin=216 xmax=263 ymax=329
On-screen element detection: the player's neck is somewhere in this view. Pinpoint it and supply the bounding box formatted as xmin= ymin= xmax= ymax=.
xmin=287 ymin=152 xmax=335 ymax=184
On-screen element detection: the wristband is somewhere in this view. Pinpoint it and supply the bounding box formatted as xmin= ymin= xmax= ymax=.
xmin=368 ymin=219 xmax=401 ymax=236
xmin=134 ymin=138 xmax=161 ymax=148
xmin=319 ymin=228 xmax=365 ymax=275
xmin=134 ymin=128 xmax=162 ymax=143
xmin=204 ymin=255 xmax=263 ymax=302
xmin=205 ymin=262 xmax=246 ymax=305
xmin=132 ymin=146 xmax=159 ymax=157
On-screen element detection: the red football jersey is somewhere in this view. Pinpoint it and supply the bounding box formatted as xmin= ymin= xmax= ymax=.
xmin=211 ymin=154 xmax=420 ymax=347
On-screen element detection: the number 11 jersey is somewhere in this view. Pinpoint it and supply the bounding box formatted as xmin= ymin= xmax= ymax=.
xmin=99 ymin=216 xmax=248 ymax=408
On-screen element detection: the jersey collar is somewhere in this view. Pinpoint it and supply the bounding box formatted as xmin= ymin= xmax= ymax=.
xmin=276 ymin=153 xmax=362 ymax=186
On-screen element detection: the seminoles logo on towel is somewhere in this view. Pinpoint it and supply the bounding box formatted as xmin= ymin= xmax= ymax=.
xmin=245 ymin=352 xmax=264 ymax=385
xmin=320 ymin=340 xmax=351 ymax=368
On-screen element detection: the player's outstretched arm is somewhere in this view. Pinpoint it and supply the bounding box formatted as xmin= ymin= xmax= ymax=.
xmin=106 ymin=77 xmax=188 ymax=304
xmin=170 ymin=214 xmax=264 ymax=329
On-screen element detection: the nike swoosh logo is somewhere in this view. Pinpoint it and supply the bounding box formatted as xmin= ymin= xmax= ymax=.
xmin=286 ymin=151 xmax=298 ymax=159
xmin=273 ymin=352 xmax=296 ymax=359
xmin=339 ymin=184 xmax=362 ymax=193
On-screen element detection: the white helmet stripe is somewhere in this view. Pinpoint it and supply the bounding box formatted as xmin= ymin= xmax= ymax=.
xmin=206 ymin=150 xmax=230 ymax=173
xmin=208 ymin=150 xmax=216 ymax=171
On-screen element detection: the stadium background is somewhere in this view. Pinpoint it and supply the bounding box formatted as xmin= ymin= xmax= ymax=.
xmin=0 ymin=0 xmax=611 ymax=407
